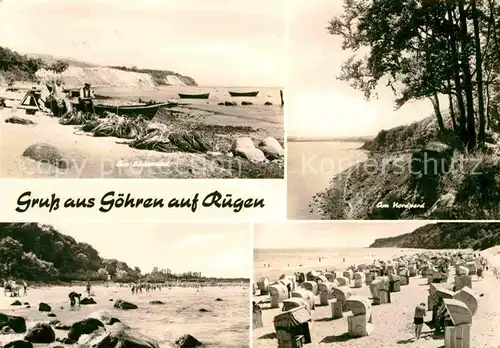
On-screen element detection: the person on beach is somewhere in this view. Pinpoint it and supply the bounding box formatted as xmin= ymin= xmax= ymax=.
xmin=69 ymin=292 xmax=81 ymax=307
xmin=79 ymin=82 xmax=95 ymax=113
xmin=22 ymin=281 xmax=27 ymax=296
xmin=414 ymin=302 xmax=426 ymax=340
xmin=86 ymin=282 xmax=92 ymax=296
xmin=477 ymin=267 xmax=483 ymax=279
xmin=38 ymin=82 xmax=53 ymax=113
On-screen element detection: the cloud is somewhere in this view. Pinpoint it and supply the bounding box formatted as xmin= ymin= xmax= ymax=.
xmin=174 ymin=234 xmax=224 ymax=248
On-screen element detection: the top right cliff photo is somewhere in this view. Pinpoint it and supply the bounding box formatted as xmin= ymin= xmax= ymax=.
xmin=287 ymin=0 xmax=500 ymax=220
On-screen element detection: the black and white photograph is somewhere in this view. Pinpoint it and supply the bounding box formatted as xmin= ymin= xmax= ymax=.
xmin=0 ymin=222 xmax=251 ymax=348
xmin=252 ymin=221 xmax=500 ymax=348
xmin=287 ymin=0 xmax=500 ymax=220
xmin=0 ymin=0 xmax=284 ymax=179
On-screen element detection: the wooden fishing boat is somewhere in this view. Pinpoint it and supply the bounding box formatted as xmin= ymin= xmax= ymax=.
xmin=93 ymin=102 xmax=171 ymax=119
xmin=229 ymin=91 xmax=259 ymax=97
xmin=178 ymin=93 xmax=209 ymax=99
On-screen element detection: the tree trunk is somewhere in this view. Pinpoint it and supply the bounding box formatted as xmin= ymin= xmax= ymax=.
xmin=472 ymin=0 xmax=486 ymax=146
xmin=458 ymin=0 xmax=477 ymax=150
xmin=448 ymin=5 xmax=468 ymax=143
xmin=447 ymin=80 xmax=458 ymax=131
xmin=431 ymin=94 xmax=446 ymax=132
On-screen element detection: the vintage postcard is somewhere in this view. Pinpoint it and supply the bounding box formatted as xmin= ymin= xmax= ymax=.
xmin=0 ymin=221 xmax=251 ymax=348
xmin=0 ymin=0 xmax=284 ymax=179
xmin=287 ymin=0 xmax=500 ymax=220
xmin=253 ymin=221 xmax=500 ymax=348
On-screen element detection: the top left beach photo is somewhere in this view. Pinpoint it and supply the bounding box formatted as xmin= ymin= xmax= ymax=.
xmin=0 ymin=0 xmax=285 ymax=179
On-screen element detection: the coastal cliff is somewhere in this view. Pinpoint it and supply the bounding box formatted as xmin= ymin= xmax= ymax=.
xmin=313 ymin=116 xmax=500 ymax=220
xmin=369 ymin=223 xmax=500 ymax=251
xmin=0 ymin=47 xmax=197 ymax=87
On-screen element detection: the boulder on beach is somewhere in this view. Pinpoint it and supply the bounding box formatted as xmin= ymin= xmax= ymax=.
xmin=57 ymin=338 xmax=75 ymax=345
xmin=241 ymin=101 xmax=253 ymax=106
xmin=87 ymin=310 xmax=121 ymax=325
xmin=0 ymin=313 xmax=27 ymax=333
xmin=2 ymin=326 xmax=14 ymax=334
xmin=38 ymin=303 xmax=51 ymax=312
xmin=68 ymin=318 xmax=104 ymax=341
xmin=22 ymin=143 xmax=70 ymax=169
xmin=198 ymin=308 xmax=210 ymax=313
xmin=10 ymin=300 xmax=22 ymax=306
xmin=24 ymin=323 xmax=56 ymax=344
xmin=54 ymin=323 xmax=70 ymax=331
xmin=88 ymin=324 xmax=159 ymax=348
xmin=175 ymin=334 xmax=203 ymax=348
xmin=264 ymin=101 xmax=273 ymax=105
xmin=80 ymin=298 xmax=97 ymax=305
xmin=47 ymin=313 xmax=57 ymax=318
xmin=4 ymin=340 xmax=33 ymax=348
xmin=231 ymin=137 xmax=266 ymax=163
xmin=224 ymin=101 xmax=237 ymax=106
xmin=23 ymin=302 xmax=29 ymax=306
xmin=259 ymin=137 xmax=284 ymax=159
xmin=113 ymin=299 xmax=138 ymax=310
xmin=214 ymin=298 xmax=223 ymax=302
xmin=149 ymin=300 xmax=165 ymax=305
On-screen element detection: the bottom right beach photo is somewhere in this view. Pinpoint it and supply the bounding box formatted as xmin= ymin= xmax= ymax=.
xmin=252 ymin=221 xmax=500 ymax=348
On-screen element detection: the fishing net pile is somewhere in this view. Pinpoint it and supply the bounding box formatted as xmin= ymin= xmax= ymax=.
xmin=58 ymin=110 xmax=221 ymax=153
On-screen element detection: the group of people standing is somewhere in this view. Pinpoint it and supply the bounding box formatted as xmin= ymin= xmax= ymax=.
xmin=2 ymin=280 xmax=28 ymax=297
xmin=36 ymin=80 xmax=95 ymax=116
xmin=131 ymin=283 xmax=163 ymax=294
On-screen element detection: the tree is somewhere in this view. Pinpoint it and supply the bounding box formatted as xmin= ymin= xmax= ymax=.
xmin=97 ymin=268 xmax=110 ymax=281
xmin=0 ymin=237 xmax=24 ymax=277
xmin=328 ymin=0 xmax=500 ymax=151
xmin=48 ymin=60 xmax=69 ymax=73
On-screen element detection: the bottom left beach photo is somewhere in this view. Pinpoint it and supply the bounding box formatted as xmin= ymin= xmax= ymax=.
xmin=0 ymin=222 xmax=251 ymax=348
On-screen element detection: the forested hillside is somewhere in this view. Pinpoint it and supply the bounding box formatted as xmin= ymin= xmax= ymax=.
xmin=0 ymin=223 xmax=248 ymax=283
xmin=0 ymin=223 xmax=140 ymax=282
xmin=370 ymin=223 xmax=500 ymax=250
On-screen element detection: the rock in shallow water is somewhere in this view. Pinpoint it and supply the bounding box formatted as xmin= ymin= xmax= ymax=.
xmin=113 ymin=299 xmax=138 ymax=310
xmin=175 ymin=334 xmax=203 ymax=348
xmin=38 ymin=303 xmax=51 ymax=312
xmin=80 ymin=297 xmax=97 ymax=305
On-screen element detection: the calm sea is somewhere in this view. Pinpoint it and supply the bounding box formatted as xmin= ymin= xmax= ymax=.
xmin=287 ymin=141 xmax=368 ymax=219
xmin=94 ymin=86 xmax=282 ymax=106
xmin=254 ymin=247 xmax=428 ymax=280
xmin=0 ymin=285 xmax=249 ymax=348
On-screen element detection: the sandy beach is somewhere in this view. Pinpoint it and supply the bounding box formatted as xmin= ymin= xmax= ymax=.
xmin=0 ymin=87 xmax=284 ymax=178
xmin=0 ymin=284 xmax=249 ymax=348
xmin=252 ymin=247 xmax=500 ymax=348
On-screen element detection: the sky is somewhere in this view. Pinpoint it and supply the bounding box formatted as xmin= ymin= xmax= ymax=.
xmin=0 ymin=0 xmax=284 ymax=87
xmin=44 ymin=221 xmax=251 ymax=278
xmin=286 ymin=0 xmax=436 ymax=138
xmin=254 ymin=221 xmax=433 ymax=249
